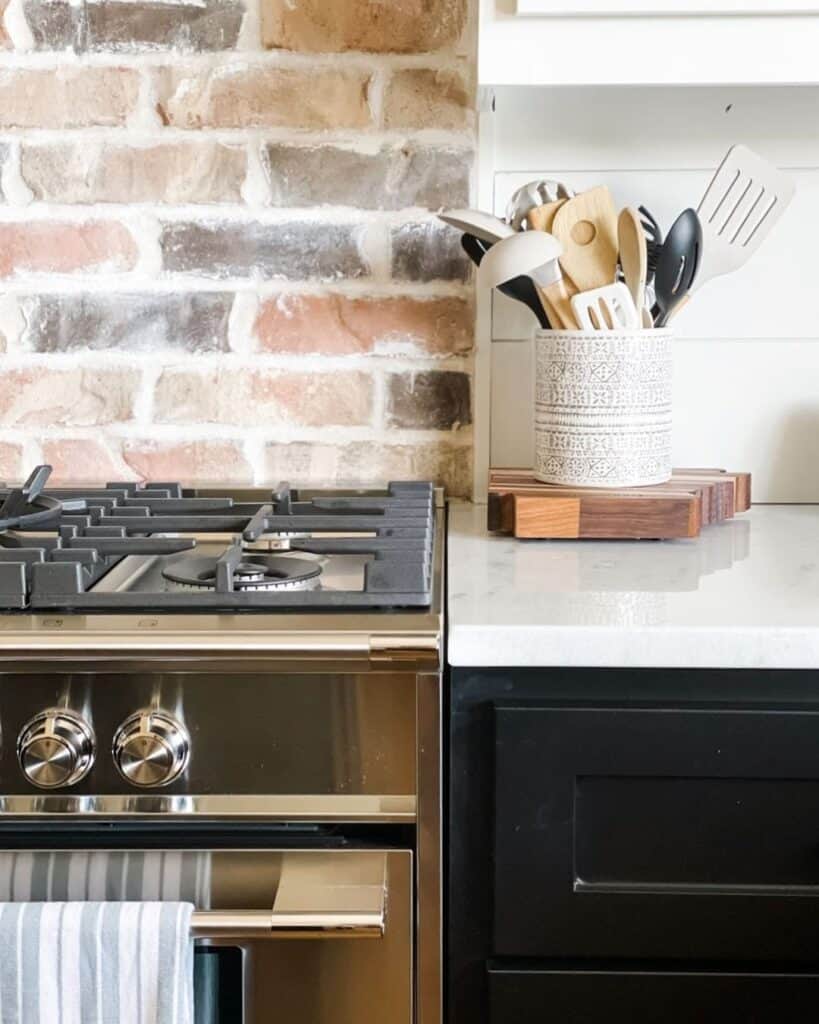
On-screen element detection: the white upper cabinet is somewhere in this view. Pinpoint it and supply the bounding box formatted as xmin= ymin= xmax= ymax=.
xmin=479 ymin=0 xmax=819 ymax=84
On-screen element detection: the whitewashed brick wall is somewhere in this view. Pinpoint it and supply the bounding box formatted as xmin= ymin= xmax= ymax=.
xmin=0 ymin=0 xmax=475 ymax=494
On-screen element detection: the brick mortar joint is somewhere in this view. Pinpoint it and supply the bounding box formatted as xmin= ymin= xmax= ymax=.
xmin=0 ymin=281 xmax=474 ymax=299
xmin=0 ymin=50 xmax=473 ymax=72
xmin=0 ymin=129 xmax=475 ymax=149
xmin=0 ymin=352 xmax=475 ymax=375
xmin=1 ymin=425 xmax=475 ymax=447
xmin=0 ymin=201 xmax=471 ymax=224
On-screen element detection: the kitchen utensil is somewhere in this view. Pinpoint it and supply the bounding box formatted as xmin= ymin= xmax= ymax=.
xmin=526 ymin=199 xmax=567 ymax=233
xmin=570 ymin=282 xmax=640 ymax=331
xmin=693 ymin=143 xmax=795 ymax=293
xmin=439 ymin=209 xmax=514 ymax=244
xmin=505 ymin=179 xmax=575 ymax=232
xmin=460 ymin=234 xmax=551 ymax=329
xmin=552 ymin=186 xmax=619 ymax=293
xmin=477 ymin=230 xmax=577 ymax=330
xmin=639 ymin=205 xmax=663 ymax=283
xmin=651 ymin=208 xmax=702 ymax=327
xmin=617 ymin=206 xmax=648 ymax=323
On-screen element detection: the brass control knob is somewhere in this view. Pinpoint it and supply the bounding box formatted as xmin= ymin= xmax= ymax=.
xmin=113 ymin=710 xmax=190 ymax=788
xmin=18 ymin=710 xmax=95 ymax=789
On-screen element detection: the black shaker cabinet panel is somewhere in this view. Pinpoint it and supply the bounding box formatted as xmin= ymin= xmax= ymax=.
xmin=449 ymin=669 xmax=819 ymax=1024
xmin=488 ymin=966 xmax=819 ymax=1024
xmin=494 ymin=705 xmax=819 ymax=961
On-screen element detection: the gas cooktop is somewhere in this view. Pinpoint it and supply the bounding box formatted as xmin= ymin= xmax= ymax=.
xmin=0 ymin=466 xmax=436 ymax=612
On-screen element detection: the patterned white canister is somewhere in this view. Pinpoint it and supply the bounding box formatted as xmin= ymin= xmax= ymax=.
xmin=534 ymin=329 xmax=673 ymax=488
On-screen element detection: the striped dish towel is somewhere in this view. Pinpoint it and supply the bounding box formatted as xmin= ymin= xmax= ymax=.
xmin=0 ymin=901 xmax=194 ymax=1024
xmin=0 ymin=852 xmax=210 ymax=908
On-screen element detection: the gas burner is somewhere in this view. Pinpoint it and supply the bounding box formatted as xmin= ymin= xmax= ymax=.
xmin=162 ymin=554 xmax=323 ymax=593
xmin=0 ymin=467 xmax=435 ymax=611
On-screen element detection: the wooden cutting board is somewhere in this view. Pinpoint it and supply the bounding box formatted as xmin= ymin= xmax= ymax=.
xmin=488 ymin=468 xmax=751 ymax=540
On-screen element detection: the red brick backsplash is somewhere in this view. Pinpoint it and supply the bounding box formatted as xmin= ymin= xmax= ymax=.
xmin=154 ymin=65 xmax=374 ymax=131
xmin=0 ymin=0 xmax=475 ymax=495
xmin=254 ymin=295 xmax=473 ymax=358
xmin=0 ymin=67 xmax=141 ymax=128
xmin=261 ymin=0 xmax=466 ymax=54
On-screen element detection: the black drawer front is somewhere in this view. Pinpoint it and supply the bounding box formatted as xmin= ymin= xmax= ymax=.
xmin=489 ymin=967 xmax=819 ymax=1024
xmin=494 ymin=705 xmax=819 ymax=960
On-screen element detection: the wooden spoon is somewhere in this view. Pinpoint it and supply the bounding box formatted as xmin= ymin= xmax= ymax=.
xmin=617 ymin=206 xmax=648 ymax=326
xmin=552 ymin=186 xmax=618 ymax=293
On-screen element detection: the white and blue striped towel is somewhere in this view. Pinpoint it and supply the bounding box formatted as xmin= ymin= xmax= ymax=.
xmin=0 ymin=901 xmax=194 ymax=1024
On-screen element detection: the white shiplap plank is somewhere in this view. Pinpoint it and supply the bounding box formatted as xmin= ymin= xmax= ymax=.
xmin=491 ymin=86 xmax=819 ymax=172
xmin=479 ymin=0 xmax=819 ymax=86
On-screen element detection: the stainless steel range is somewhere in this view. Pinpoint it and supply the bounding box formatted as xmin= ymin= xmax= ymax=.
xmin=0 ymin=466 xmax=444 ymax=1024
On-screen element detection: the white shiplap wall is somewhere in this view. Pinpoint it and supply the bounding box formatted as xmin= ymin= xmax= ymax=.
xmin=480 ymin=85 xmax=819 ymax=502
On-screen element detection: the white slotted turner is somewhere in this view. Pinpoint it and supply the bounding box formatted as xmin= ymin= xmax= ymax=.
xmin=571 ymin=282 xmax=640 ymax=332
xmin=693 ymin=144 xmax=795 ymax=294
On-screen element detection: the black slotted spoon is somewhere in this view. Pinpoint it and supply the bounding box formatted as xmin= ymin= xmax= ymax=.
xmin=651 ymin=208 xmax=702 ymax=328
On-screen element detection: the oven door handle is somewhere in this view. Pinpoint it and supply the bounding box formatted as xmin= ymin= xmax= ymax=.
xmin=190 ymin=908 xmax=384 ymax=940
xmin=191 ymin=850 xmax=388 ymax=941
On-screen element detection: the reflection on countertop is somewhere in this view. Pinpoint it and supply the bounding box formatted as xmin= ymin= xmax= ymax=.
xmin=447 ymin=502 xmax=819 ymax=670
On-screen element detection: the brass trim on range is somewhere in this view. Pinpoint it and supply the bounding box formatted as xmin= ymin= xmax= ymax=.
xmin=189 ymin=909 xmax=384 ymax=939
xmin=191 ymin=850 xmax=388 ymax=940
xmin=0 ymin=631 xmax=440 ymax=671
xmin=0 ymin=794 xmax=416 ymax=821
xmin=417 ymin=670 xmax=442 ymax=1024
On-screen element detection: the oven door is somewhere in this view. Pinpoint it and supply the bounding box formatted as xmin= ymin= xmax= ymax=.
xmin=0 ymin=844 xmax=412 ymax=1024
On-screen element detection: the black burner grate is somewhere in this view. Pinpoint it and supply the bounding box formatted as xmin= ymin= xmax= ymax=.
xmin=0 ymin=467 xmax=435 ymax=612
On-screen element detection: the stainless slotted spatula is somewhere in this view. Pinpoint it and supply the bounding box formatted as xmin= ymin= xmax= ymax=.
xmin=693 ymin=144 xmax=795 ymax=294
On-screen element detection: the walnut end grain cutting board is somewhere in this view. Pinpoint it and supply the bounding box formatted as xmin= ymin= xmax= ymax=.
xmin=488 ymin=468 xmax=751 ymax=540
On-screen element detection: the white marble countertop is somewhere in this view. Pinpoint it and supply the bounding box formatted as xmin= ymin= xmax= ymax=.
xmin=447 ymin=502 xmax=819 ymax=669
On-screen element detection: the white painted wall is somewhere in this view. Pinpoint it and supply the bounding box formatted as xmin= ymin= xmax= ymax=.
xmin=479 ymin=85 xmax=819 ymax=502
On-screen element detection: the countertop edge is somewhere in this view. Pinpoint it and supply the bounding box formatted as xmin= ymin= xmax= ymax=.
xmin=447 ymin=623 xmax=819 ymax=669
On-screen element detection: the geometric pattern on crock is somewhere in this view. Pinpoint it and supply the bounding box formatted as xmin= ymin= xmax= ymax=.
xmin=534 ymin=448 xmax=672 ymax=487
xmin=536 ymin=424 xmax=673 ymax=455
xmin=533 ymin=329 xmax=674 ymax=487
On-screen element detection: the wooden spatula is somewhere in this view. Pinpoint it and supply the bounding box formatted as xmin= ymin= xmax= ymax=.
xmin=552 ymin=186 xmax=619 ymax=293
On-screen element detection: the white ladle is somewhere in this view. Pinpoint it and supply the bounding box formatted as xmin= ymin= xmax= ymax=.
xmin=438 ymin=208 xmax=515 ymax=244
xmin=477 ymin=231 xmax=578 ymax=330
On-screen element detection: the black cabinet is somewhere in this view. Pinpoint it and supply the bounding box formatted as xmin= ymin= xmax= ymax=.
xmin=449 ymin=668 xmax=819 ymax=1024
xmin=495 ymin=705 xmax=819 ymax=960
xmin=488 ymin=966 xmax=819 ymax=1023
